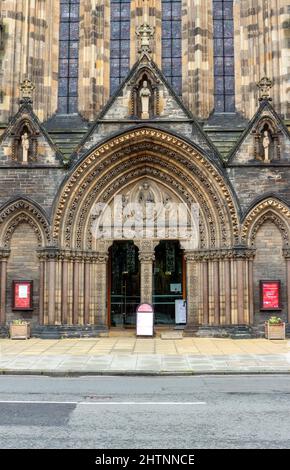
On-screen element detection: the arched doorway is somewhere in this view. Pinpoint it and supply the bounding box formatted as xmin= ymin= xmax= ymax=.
xmin=109 ymin=241 xmax=140 ymax=327
xmin=153 ymin=241 xmax=185 ymax=324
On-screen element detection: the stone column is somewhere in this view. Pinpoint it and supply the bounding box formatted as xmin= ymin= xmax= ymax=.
xmin=184 ymin=250 xmax=200 ymax=325
xmin=224 ymin=257 xmax=231 ymax=325
xmin=283 ymin=249 xmax=290 ymax=324
xmin=95 ymin=253 xmax=109 ymax=326
xmin=0 ymin=250 xmax=9 ymax=325
xmin=38 ymin=252 xmax=45 ymax=325
xmin=84 ymin=255 xmax=91 ymax=325
xmin=61 ymin=252 xmax=69 ymax=325
xmin=46 ymin=248 xmax=58 ymax=326
xmin=135 ymin=240 xmax=159 ymax=305
xmin=234 ymin=246 xmax=256 ymax=325
xmin=95 ymin=240 xmax=112 ymax=327
xmin=202 ymin=259 xmax=209 ymax=325
xmin=248 ymin=258 xmax=254 ymax=325
xmin=213 ymin=259 xmax=220 ymax=325
xmin=72 ymin=253 xmax=80 ymax=325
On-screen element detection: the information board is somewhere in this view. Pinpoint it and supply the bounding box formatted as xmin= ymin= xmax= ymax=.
xmin=175 ymin=300 xmax=187 ymax=324
xmin=136 ymin=304 xmax=154 ymax=337
xmin=12 ymin=281 xmax=33 ymax=310
xmin=260 ymin=280 xmax=281 ymax=310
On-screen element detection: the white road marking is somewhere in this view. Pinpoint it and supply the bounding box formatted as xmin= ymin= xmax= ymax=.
xmin=0 ymin=400 xmax=206 ymax=406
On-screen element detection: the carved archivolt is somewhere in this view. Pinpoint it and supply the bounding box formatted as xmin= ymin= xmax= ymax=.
xmin=0 ymin=199 xmax=51 ymax=247
xmin=242 ymin=199 xmax=290 ymax=246
xmin=53 ymin=128 xmax=239 ymax=249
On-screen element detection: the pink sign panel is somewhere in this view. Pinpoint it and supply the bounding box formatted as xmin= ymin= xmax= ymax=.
xmin=137 ymin=304 xmax=154 ymax=313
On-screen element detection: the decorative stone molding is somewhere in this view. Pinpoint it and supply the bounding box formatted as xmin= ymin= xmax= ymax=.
xmin=0 ymin=249 xmax=10 ymax=260
xmin=53 ymin=129 xmax=239 ymax=247
xmin=252 ymin=116 xmax=282 ymax=162
xmin=0 ymin=199 xmax=51 ymax=246
xmin=283 ymin=248 xmax=290 ymax=259
xmin=242 ymin=199 xmax=290 ymax=245
xmin=183 ymin=248 xmax=256 ymax=261
xmin=134 ymin=239 xmax=159 ymax=305
xmin=3 ymin=214 xmax=43 ymax=248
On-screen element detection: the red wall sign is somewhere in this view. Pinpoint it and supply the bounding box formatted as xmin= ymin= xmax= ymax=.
xmin=260 ymin=280 xmax=281 ymax=310
xmin=12 ymin=281 xmax=33 ymax=311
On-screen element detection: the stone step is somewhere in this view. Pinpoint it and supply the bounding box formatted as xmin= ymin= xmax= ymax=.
xmin=32 ymin=325 xmax=108 ymax=339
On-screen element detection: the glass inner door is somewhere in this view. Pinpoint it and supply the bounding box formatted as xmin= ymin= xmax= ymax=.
xmin=153 ymin=241 xmax=184 ymax=325
xmin=110 ymin=241 xmax=140 ymax=327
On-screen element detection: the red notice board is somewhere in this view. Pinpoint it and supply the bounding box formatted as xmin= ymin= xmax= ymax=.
xmin=12 ymin=281 xmax=33 ymax=311
xmin=260 ymin=280 xmax=281 ymax=310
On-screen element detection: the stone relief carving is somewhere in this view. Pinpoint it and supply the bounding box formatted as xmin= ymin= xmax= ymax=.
xmin=2 ymin=214 xmax=43 ymax=247
xmin=252 ymin=118 xmax=282 ymax=162
xmin=53 ymin=129 xmax=239 ymax=249
xmin=249 ymin=212 xmax=289 ymax=247
xmin=11 ymin=120 xmax=38 ymax=163
xmin=242 ymin=199 xmax=290 ymax=245
xmin=130 ymin=71 xmax=160 ymax=118
xmin=0 ymin=199 xmax=51 ymax=246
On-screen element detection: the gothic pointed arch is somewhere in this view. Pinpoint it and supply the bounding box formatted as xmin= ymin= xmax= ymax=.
xmin=241 ymin=197 xmax=290 ymax=246
xmin=52 ymin=127 xmax=240 ymax=250
xmin=0 ymin=197 xmax=51 ymax=248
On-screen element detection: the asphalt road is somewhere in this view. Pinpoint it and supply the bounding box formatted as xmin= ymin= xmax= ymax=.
xmin=0 ymin=375 xmax=290 ymax=449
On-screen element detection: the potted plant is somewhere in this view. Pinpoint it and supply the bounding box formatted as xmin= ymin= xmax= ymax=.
xmin=9 ymin=319 xmax=31 ymax=340
xmin=265 ymin=316 xmax=286 ymax=340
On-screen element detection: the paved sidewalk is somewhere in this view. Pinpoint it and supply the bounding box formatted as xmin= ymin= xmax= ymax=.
xmin=1 ymin=337 xmax=290 ymax=375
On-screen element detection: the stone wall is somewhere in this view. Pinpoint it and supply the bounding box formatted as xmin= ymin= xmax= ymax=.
xmin=0 ymin=0 xmax=59 ymax=123
xmin=6 ymin=222 xmax=40 ymax=324
xmin=253 ymin=220 xmax=287 ymax=324
xmin=0 ymin=168 xmax=65 ymax=217
xmin=234 ymin=0 xmax=290 ymax=119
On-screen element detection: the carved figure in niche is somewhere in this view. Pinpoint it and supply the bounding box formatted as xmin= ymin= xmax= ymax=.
xmin=21 ymin=132 xmax=30 ymax=164
xmin=139 ymin=80 xmax=151 ymax=119
xmin=138 ymin=182 xmax=155 ymax=205
xmin=262 ymin=130 xmax=270 ymax=163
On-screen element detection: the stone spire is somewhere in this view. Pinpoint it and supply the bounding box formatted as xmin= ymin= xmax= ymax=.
xmin=136 ymin=23 xmax=155 ymax=56
xmin=136 ymin=1 xmax=155 ymax=57
xmin=257 ymin=77 xmax=273 ymax=102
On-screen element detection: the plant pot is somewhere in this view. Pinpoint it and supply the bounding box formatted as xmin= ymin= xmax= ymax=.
xmin=265 ymin=322 xmax=285 ymax=340
xmin=9 ymin=323 xmax=30 ymax=340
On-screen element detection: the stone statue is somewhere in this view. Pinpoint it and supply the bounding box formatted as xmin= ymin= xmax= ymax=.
xmin=262 ymin=130 xmax=270 ymax=162
xmin=21 ymin=132 xmax=30 ymax=163
xmin=138 ymin=182 xmax=155 ymax=205
xmin=139 ymin=80 xmax=151 ymax=119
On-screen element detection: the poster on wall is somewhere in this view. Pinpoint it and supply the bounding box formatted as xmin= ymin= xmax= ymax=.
xmin=175 ymin=300 xmax=187 ymax=324
xmin=260 ymin=280 xmax=281 ymax=310
xmin=12 ymin=281 xmax=33 ymax=311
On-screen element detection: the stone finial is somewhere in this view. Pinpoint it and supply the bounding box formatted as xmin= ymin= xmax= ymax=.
xmin=257 ymin=77 xmax=273 ymax=102
xmin=19 ymin=78 xmax=35 ymax=103
xmin=136 ymin=23 xmax=155 ymax=56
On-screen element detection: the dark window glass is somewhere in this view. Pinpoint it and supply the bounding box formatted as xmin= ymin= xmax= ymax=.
xmin=110 ymin=0 xmax=131 ymax=95
xmin=58 ymin=0 xmax=80 ymax=114
xmin=162 ymin=0 xmax=182 ymax=96
xmin=213 ymin=0 xmax=235 ymax=112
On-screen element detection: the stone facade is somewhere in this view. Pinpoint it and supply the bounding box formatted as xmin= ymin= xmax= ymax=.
xmin=0 ymin=2 xmax=289 ymax=336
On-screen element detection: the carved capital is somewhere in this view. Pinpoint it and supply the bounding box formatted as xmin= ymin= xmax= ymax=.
xmin=0 ymin=248 xmax=10 ymax=260
xmin=135 ymin=239 xmax=159 ymax=263
xmin=283 ymin=248 xmax=290 ymax=259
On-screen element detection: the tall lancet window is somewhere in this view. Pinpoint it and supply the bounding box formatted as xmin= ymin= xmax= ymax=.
xmin=110 ymin=0 xmax=131 ymax=95
xmin=213 ymin=0 xmax=235 ymax=112
xmin=161 ymin=0 xmax=182 ymax=96
xmin=58 ymin=0 xmax=80 ymax=114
